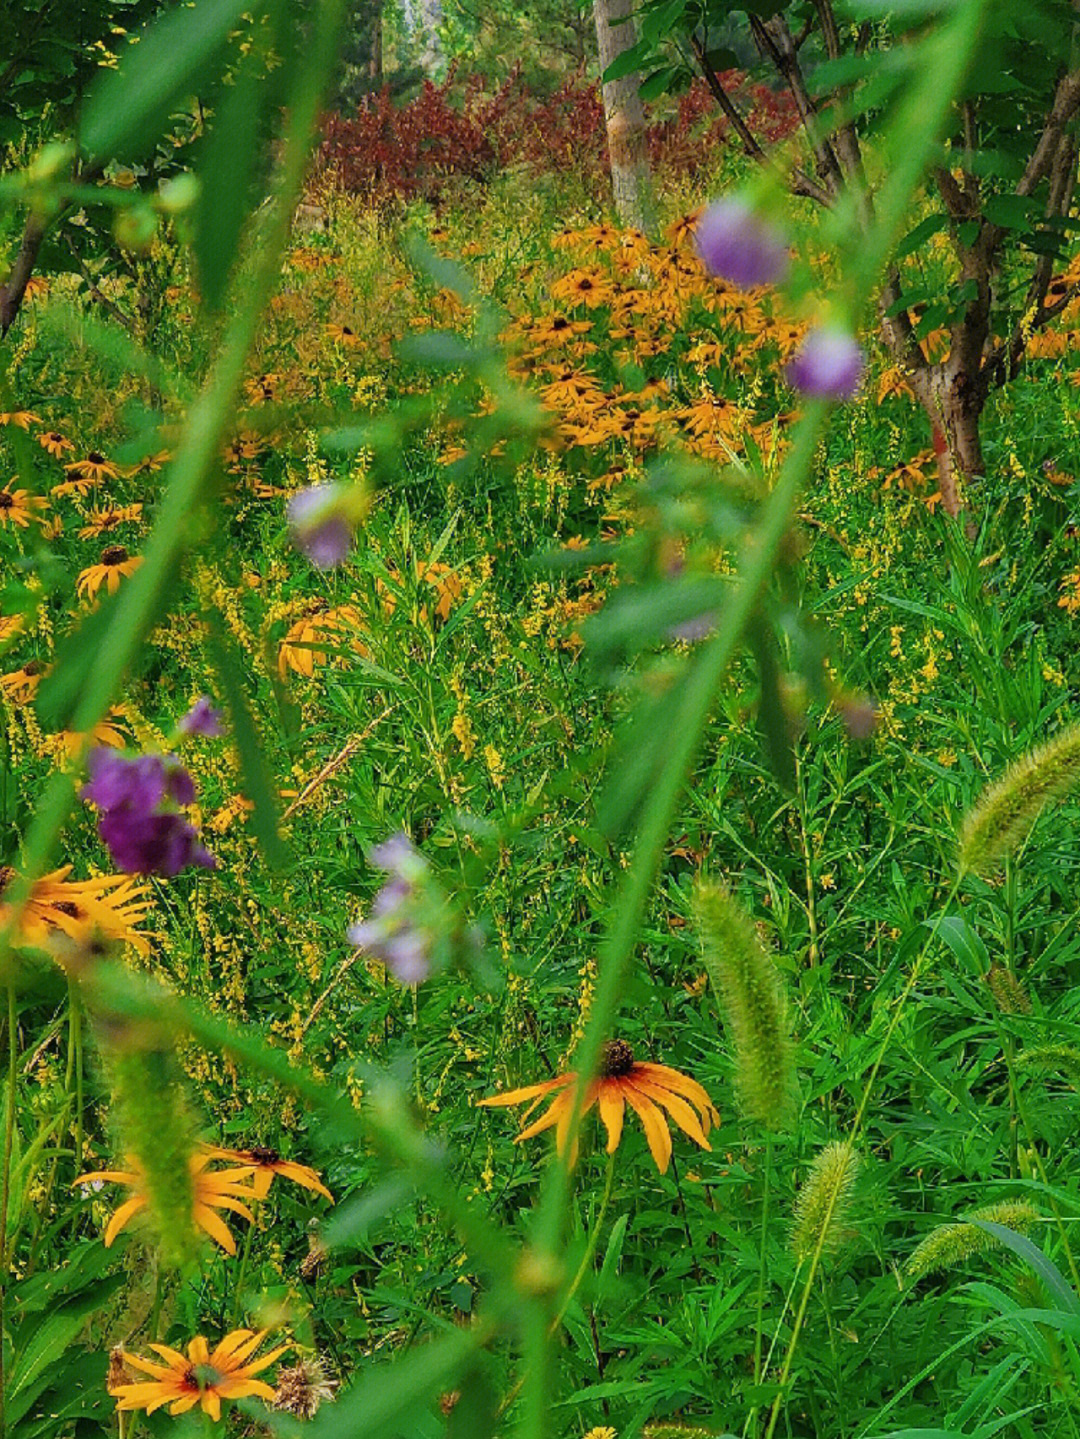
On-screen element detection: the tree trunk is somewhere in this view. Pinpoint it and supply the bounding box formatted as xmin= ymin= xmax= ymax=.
xmin=593 ymin=0 xmax=655 ymax=234
xmin=908 ymin=362 xmax=986 ymax=518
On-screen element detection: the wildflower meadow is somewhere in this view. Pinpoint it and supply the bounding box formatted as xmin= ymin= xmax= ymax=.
xmin=6 ymin=1 xmax=1080 ymax=1436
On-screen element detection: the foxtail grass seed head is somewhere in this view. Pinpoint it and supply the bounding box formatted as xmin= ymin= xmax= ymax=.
xmin=693 ymin=880 xmax=796 ymax=1129
xmin=104 ymin=1039 xmax=198 ymax=1265
xmin=792 ymin=1141 xmax=860 ymax=1263
xmin=986 ymin=963 xmax=1032 ymax=1015
xmin=905 ymin=1201 xmax=1040 ymax=1281
xmin=959 ymin=722 xmax=1080 ymax=876
xmin=1014 ymin=1044 xmax=1080 ymax=1087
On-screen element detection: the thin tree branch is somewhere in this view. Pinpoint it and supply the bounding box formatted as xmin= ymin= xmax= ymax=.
xmin=750 ymin=14 xmax=844 ymax=194
xmin=0 ymin=213 xmax=47 ymax=337
xmin=687 ymin=34 xmax=833 ymax=206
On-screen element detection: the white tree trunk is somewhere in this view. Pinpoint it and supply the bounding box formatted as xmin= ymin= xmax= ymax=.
xmin=415 ymin=0 xmax=443 ymax=76
xmin=593 ymin=0 xmax=655 ymax=234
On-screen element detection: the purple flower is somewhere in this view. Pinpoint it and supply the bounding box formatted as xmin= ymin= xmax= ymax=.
xmin=82 ymin=748 xmax=214 ymax=877
xmin=346 ymin=832 xmax=435 ymax=985
xmin=178 ymin=696 xmax=224 ymax=738
xmin=287 ymin=484 xmax=353 ymax=569
xmin=786 ymin=329 xmax=865 ymax=400
xmin=695 ymin=198 xmax=790 ymax=290
xmin=98 ymin=808 xmax=216 ymax=878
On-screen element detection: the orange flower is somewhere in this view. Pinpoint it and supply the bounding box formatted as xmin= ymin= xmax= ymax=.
xmin=77 ymin=545 xmax=143 ymax=600
xmin=0 ymin=658 xmax=46 ymax=702
xmin=0 ymin=410 xmax=42 ymax=429
xmin=108 ymin=1329 xmax=289 ymax=1421
xmin=74 ymin=1151 xmax=260 ymax=1253
xmin=277 ymin=604 xmax=367 ymax=679
xmin=0 ymin=865 xmax=151 ymax=955
xmin=478 ymin=1039 xmax=719 ymax=1174
xmin=326 ymin=322 xmax=360 ymax=346
xmin=199 ymin=1143 xmax=334 ymax=1202
xmin=38 ymin=431 xmax=74 ymax=458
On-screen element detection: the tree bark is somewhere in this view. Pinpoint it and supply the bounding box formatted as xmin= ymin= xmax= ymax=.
xmin=0 ymin=213 xmax=46 ymax=339
xmin=593 ymin=0 xmax=656 ymax=234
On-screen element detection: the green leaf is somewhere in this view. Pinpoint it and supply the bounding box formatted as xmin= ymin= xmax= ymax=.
xmin=445 ymin=1363 xmax=497 ymax=1438
xmin=82 ymin=0 xmax=253 ymax=160
xmin=639 ymin=67 xmax=683 ymax=103
xmin=595 ymin=1213 xmax=629 ymax=1304
xmin=602 ymin=44 xmax=651 ymax=84
xmin=970 ymin=1220 xmax=1080 ymax=1315
xmin=896 ymin=213 xmax=949 ymax=259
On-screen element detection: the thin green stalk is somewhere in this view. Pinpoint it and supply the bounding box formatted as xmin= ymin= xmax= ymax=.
xmin=229 ymin=1208 xmax=258 ymax=1329
xmin=512 ymin=395 xmax=827 ymax=1439
xmin=1 ymin=985 xmax=19 ymax=1439
xmin=762 ymin=878 xmax=963 ymax=1439
xmin=744 ymin=1134 xmax=773 ymax=1439
xmin=549 ymin=1154 xmax=616 ymax=1335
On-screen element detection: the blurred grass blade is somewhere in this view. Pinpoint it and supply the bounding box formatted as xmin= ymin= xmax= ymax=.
xmin=195 ymin=60 xmax=266 ymax=313
xmin=969 ymin=1220 xmax=1080 ymax=1314
xmin=82 ymin=0 xmax=254 ymax=161
xmin=206 ymin=617 xmax=291 ymax=870
xmin=307 ymin=1326 xmax=485 ymax=1438
xmin=748 ymin=615 xmax=795 ymax=791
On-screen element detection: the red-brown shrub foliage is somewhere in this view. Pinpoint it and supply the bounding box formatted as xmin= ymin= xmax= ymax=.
xmin=318 ymin=68 xmax=799 ymax=206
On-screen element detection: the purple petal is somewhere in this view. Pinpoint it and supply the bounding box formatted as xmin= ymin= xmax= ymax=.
xmin=287 ymin=484 xmax=353 ymax=570
xmin=178 ymin=697 xmax=224 ymax=737
xmin=695 ymin=198 xmax=790 ymax=290
xmin=786 ymin=329 xmax=865 ymax=401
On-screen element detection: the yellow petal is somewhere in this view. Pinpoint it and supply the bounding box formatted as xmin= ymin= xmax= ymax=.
xmin=104 ymin=1195 xmax=147 ymax=1247
xmin=514 ymin=1089 xmax=574 ymax=1144
xmin=187 ymin=1336 xmax=211 ymax=1367
xmin=194 ymin=1203 xmax=237 ymax=1254
xmin=634 ymin=1063 xmax=719 ymax=1126
xmin=622 ymin=1087 xmax=673 ymax=1174
xmin=631 ymin=1077 xmax=711 ymax=1150
xmin=201 ymin=1391 xmax=222 ymax=1423
xmin=476 ymin=1074 xmax=575 ymax=1108
xmin=167 ymin=1395 xmax=200 ymax=1416
xmin=210 ymin=1330 xmax=261 ymax=1367
xmin=231 ymin=1344 xmax=290 ymax=1378
xmin=216 ymin=1379 xmax=278 ymax=1402
xmin=597 ymin=1086 xmax=625 ymax=1154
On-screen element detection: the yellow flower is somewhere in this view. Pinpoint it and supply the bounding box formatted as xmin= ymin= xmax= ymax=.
xmin=0 ymin=658 xmax=46 ymax=702
xmin=326 ymin=322 xmax=360 ymax=346
xmin=0 ymin=482 xmax=48 ymax=528
xmin=74 ymin=1151 xmax=260 ymax=1253
xmin=62 ymin=451 xmax=121 ymax=485
xmin=478 ymin=1038 xmax=719 ymax=1174
xmin=0 ymin=410 xmax=42 ymax=429
xmin=77 ymin=545 xmax=143 ymax=600
xmin=78 ymin=503 xmax=144 ymax=539
xmin=198 ymin=1143 xmax=334 ymax=1202
xmin=108 ymin=1329 xmax=289 ymax=1421
xmin=277 ymin=604 xmax=367 ymax=679
xmin=0 ymin=865 xmax=151 ymax=955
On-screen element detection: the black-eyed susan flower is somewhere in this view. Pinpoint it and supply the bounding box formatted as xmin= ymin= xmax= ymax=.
xmin=0 ymin=658 xmax=45 ymax=702
xmin=77 ymin=502 xmax=144 ymax=539
xmin=277 ymin=604 xmax=367 ymax=679
xmin=199 ymin=1143 xmax=334 ymax=1201
xmin=126 ymin=449 xmax=170 ymax=476
xmin=63 ymin=451 xmax=121 ymax=484
xmin=38 ymin=430 xmax=74 ymax=458
xmin=551 ymin=268 xmax=613 ymax=309
xmin=326 ymin=321 xmax=360 ymax=346
xmin=0 ymin=865 xmax=152 ymax=955
xmin=45 ymin=712 xmax=127 ymax=761
xmin=108 ymin=1329 xmax=289 ymax=1421
xmin=0 ymin=482 xmax=48 ymax=528
xmin=75 ymin=1151 xmax=259 ymax=1252
xmin=77 ymin=545 xmax=143 ymax=601
xmin=478 ymin=1039 xmax=719 ymax=1174
xmin=0 ymin=410 xmax=42 ymax=429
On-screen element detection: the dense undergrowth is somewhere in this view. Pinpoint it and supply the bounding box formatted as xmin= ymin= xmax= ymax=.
xmin=5 ymin=107 xmax=1080 ymax=1439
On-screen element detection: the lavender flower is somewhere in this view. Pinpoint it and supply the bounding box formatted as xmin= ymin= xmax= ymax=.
xmin=347 ymin=832 xmax=435 ymax=985
xmin=178 ymin=696 xmax=224 ymax=737
xmin=82 ymin=749 xmax=215 ymax=877
xmin=287 ymin=484 xmax=353 ymax=569
xmin=786 ymin=329 xmax=865 ymax=400
xmin=695 ymin=198 xmax=790 ymax=290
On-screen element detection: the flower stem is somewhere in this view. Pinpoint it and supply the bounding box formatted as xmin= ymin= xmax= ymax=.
xmin=0 ymin=984 xmax=19 ymax=1439
xmin=549 ymin=1154 xmax=615 ymax=1335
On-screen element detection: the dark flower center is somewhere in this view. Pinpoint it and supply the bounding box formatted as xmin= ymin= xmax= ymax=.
xmin=53 ymin=900 xmax=82 ymax=918
xmin=88 ymin=452 xmax=106 ymax=464
xmin=600 ymin=1038 xmax=635 ymax=1078
xmin=248 ymin=1145 xmax=280 ymax=1164
xmin=102 ymin=545 xmax=128 ymax=566
xmin=552 ymin=318 xmax=569 ymax=331
xmin=0 ymin=866 xmax=13 ymax=894
xmin=23 ymin=660 xmax=41 ymax=676
xmin=0 ymin=492 xmax=12 ymax=508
